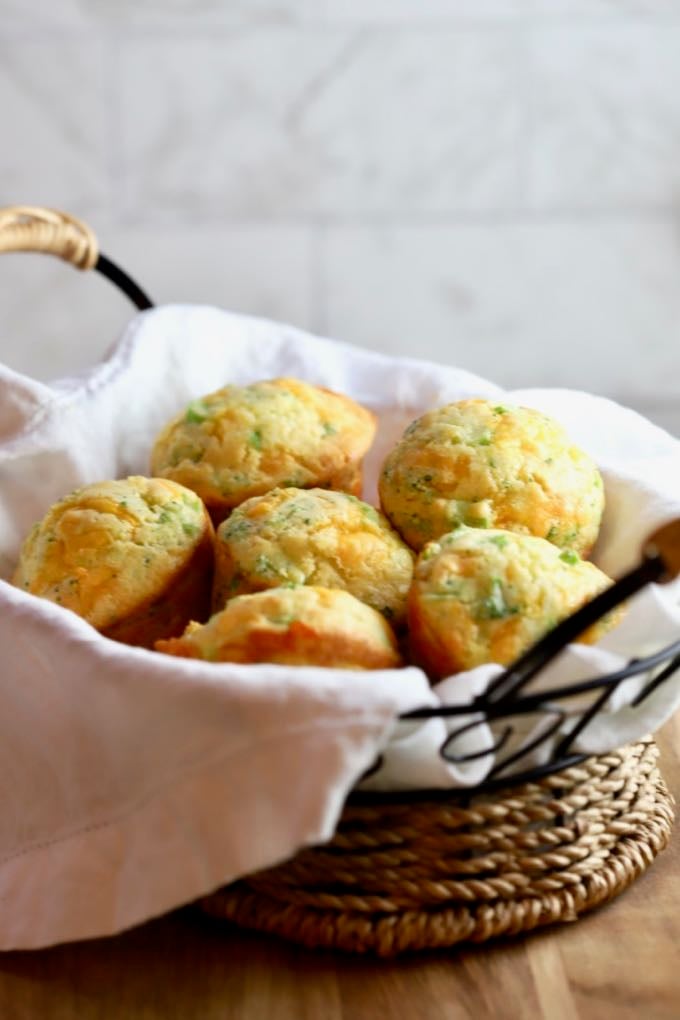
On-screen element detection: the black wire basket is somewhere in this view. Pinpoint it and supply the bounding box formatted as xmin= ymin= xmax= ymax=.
xmin=4 ymin=205 xmax=679 ymax=954
xmin=201 ymin=534 xmax=680 ymax=955
xmin=359 ymin=527 xmax=680 ymax=799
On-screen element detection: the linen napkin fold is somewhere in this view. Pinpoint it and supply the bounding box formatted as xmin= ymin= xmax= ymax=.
xmin=0 ymin=581 xmax=433 ymax=949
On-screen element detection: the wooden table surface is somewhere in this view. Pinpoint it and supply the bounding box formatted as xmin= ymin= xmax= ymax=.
xmin=1 ymin=717 xmax=678 ymax=1020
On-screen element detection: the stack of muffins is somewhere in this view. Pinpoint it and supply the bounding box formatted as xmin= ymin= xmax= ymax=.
xmin=12 ymin=379 xmax=620 ymax=678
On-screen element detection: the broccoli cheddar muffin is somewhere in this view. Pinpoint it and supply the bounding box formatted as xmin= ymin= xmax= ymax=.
xmin=150 ymin=377 xmax=377 ymax=523
xmin=12 ymin=476 xmax=215 ymax=648
xmin=379 ymin=399 xmax=604 ymax=555
xmin=408 ymin=526 xmax=621 ymax=679
xmin=213 ymin=487 xmax=415 ymax=625
xmin=156 ymin=586 xmax=402 ymax=670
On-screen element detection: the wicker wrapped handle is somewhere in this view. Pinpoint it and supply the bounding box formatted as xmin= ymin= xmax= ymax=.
xmin=0 ymin=206 xmax=98 ymax=271
xmin=0 ymin=205 xmax=152 ymax=309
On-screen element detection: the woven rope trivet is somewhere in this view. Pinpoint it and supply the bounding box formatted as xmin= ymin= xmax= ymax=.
xmin=199 ymin=740 xmax=674 ymax=955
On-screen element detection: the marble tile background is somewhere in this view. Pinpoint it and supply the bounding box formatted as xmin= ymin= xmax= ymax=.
xmin=0 ymin=1 xmax=679 ymax=436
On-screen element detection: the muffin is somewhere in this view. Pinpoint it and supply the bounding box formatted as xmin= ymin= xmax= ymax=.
xmin=12 ymin=476 xmax=215 ymax=648
xmin=379 ymin=399 xmax=604 ymax=555
xmin=150 ymin=377 xmax=377 ymax=523
xmin=156 ymin=586 xmax=403 ymax=670
xmin=408 ymin=525 xmax=621 ymax=678
xmin=213 ymin=487 xmax=415 ymax=625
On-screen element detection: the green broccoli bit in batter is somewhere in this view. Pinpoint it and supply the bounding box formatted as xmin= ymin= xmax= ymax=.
xmin=185 ymin=401 xmax=210 ymax=424
xmin=254 ymin=554 xmax=277 ymax=577
xmin=477 ymin=578 xmax=518 ymax=620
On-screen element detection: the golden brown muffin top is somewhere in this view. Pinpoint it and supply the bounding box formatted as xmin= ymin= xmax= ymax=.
xmin=379 ymin=398 xmax=604 ymax=554
xmin=156 ymin=586 xmax=402 ymax=670
xmin=409 ymin=525 xmax=621 ymax=677
xmin=13 ymin=476 xmax=211 ymax=630
xmin=214 ymin=487 xmax=415 ymax=625
xmin=150 ymin=377 xmax=376 ymax=510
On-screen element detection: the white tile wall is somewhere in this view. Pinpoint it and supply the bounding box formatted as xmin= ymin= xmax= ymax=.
xmin=0 ymin=38 xmax=110 ymax=212
xmin=534 ymin=2 xmax=678 ymax=14
xmin=0 ymin=1 xmax=83 ymax=29
xmin=528 ymin=25 xmax=680 ymax=210
xmin=0 ymin=227 xmax=315 ymax=381
xmin=321 ymin=221 xmax=680 ymax=402
xmin=0 ymin=1 xmax=678 ymax=437
xmin=118 ymin=29 xmax=522 ymax=218
xmin=2 ymin=1 xmax=528 ymax=30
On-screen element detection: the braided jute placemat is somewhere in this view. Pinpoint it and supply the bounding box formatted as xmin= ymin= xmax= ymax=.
xmin=199 ymin=740 xmax=674 ymax=955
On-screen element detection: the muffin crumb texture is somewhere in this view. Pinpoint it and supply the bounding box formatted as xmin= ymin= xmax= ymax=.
xmin=213 ymin=487 xmax=415 ymax=625
xmin=150 ymin=377 xmax=376 ymax=518
xmin=379 ymin=399 xmax=604 ymax=555
xmin=156 ymin=586 xmax=402 ymax=670
xmin=12 ymin=476 xmax=213 ymax=637
xmin=409 ymin=525 xmax=620 ymax=678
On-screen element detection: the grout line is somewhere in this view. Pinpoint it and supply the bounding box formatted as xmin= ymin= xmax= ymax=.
xmin=101 ymin=27 xmax=123 ymax=224
xmin=85 ymin=209 xmax=680 ymax=230
xmin=513 ymin=20 xmax=532 ymax=213
xmin=308 ymin=225 xmax=328 ymax=337
xmin=2 ymin=15 xmax=680 ymax=44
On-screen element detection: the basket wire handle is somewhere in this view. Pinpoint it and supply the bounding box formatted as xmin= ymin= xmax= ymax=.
xmin=484 ymin=519 xmax=680 ymax=705
xmin=386 ymin=520 xmax=680 ymax=796
xmin=0 ymin=205 xmax=153 ymax=310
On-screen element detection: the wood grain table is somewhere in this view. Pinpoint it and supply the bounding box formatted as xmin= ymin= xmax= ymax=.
xmin=1 ymin=717 xmax=678 ymax=1020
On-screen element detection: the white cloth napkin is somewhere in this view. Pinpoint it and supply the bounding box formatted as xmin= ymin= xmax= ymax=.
xmin=1 ymin=304 xmax=679 ymax=950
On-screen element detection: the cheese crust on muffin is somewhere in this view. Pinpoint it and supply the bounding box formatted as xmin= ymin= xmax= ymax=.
xmin=150 ymin=377 xmax=376 ymax=522
xmin=409 ymin=525 xmax=620 ymax=678
xmin=379 ymin=399 xmax=604 ymax=555
xmin=156 ymin=586 xmax=402 ymax=670
xmin=213 ymin=487 xmax=415 ymax=625
xmin=12 ymin=476 xmax=214 ymax=647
